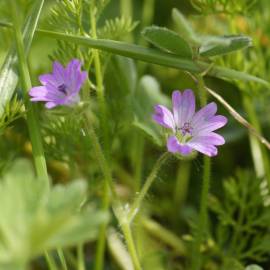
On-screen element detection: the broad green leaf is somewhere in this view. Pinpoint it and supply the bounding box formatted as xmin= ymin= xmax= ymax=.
xmin=38 ymin=30 xmax=270 ymax=87
xmin=172 ymin=8 xmax=200 ymax=46
xmin=133 ymin=75 xmax=170 ymax=146
xmin=0 ymin=0 xmax=44 ymax=116
xmin=199 ymin=35 xmax=252 ymax=57
xmin=142 ymin=26 xmax=193 ymax=58
xmin=0 ymin=159 xmax=109 ymax=268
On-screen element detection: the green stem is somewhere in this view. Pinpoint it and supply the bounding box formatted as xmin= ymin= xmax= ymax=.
xmin=141 ymin=218 xmax=186 ymax=256
xmin=77 ymin=244 xmax=85 ymax=270
xmin=89 ymin=3 xmax=111 ymax=269
xmin=242 ymin=95 xmax=270 ymax=204
xmin=174 ymin=161 xmax=191 ymax=210
xmin=85 ymin=117 xmax=112 ymax=270
xmin=128 ymin=152 xmax=170 ymax=223
xmin=84 ymin=117 xmax=142 ymax=270
xmin=57 ymin=248 xmax=68 ymax=270
xmin=191 ymin=75 xmax=211 ymax=270
xmin=121 ymin=221 xmax=142 ymax=270
xmin=11 ymin=1 xmax=48 ymax=181
xmin=44 ymin=252 xmax=58 ymax=270
xmin=191 ymin=156 xmax=211 ymax=270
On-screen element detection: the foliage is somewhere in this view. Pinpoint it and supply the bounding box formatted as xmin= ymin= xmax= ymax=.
xmin=1 ymin=0 xmax=270 ymax=269
xmin=209 ymin=169 xmax=270 ymax=264
xmin=0 ymin=159 xmax=108 ymax=269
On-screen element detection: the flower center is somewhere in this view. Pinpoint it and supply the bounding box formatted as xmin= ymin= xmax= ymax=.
xmin=180 ymin=122 xmax=193 ymax=136
xmin=176 ymin=122 xmax=193 ymax=143
xmin=57 ymin=84 xmax=68 ymax=94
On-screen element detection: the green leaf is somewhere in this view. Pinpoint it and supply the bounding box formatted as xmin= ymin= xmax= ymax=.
xmin=133 ymin=75 xmax=170 ymax=146
xmin=0 ymin=0 xmax=44 ymax=116
xmin=172 ymin=8 xmax=200 ymax=46
xmin=38 ymin=30 xmax=270 ymax=87
xmin=142 ymin=26 xmax=193 ymax=58
xmin=199 ymin=35 xmax=252 ymax=57
xmin=0 ymin=159 xmax=109 ymax=267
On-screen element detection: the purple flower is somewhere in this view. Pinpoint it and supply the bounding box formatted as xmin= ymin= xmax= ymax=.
xmin=29 ymin=59 xmax=87 ymax=109
xmin=153 ymin=89 xmax=227 ymax=157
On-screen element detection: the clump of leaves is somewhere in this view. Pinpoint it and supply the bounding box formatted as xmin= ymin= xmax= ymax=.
xmin=209 ymin=169 xmax=270 ymax=265
xmin=0 ymin=159 xmax=108 ymax=269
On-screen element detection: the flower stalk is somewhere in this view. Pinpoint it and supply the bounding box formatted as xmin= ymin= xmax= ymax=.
xmin=128 ymin=152 xmax=170 ymax=223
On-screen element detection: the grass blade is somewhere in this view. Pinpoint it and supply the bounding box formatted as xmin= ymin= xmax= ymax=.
xmin=37 ymin=30 xmax=270 ymax=88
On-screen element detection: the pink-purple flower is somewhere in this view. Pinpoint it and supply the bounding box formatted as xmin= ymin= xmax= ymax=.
xmin=29 ymin=59 xmax=87 ymax=109
xmin=153 ymin=89 xmax=227 ymax=157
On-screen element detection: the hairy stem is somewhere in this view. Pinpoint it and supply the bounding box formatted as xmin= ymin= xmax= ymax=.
xmin=89 ymin=3 xmax=111 ymax=269
xmin=128 ymin=152 xmax=170 ymax=223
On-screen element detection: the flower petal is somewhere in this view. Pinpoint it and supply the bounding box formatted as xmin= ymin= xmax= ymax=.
xmin=172 ymin=89 xmax=195 ymax=127
xmin=45 ymin=102 xmax=58 ymax=109
xmin=39 ymin=74 xmax=57 ymax=87
xmin=152 ymin=105 xmax=175 ymax=130
xmin=52 ymin=61 xmax=65 ymax=83
xmin=191 ymin=102 xmax=217 ymax=129
xmin=195 ymin=115 xmax=228 ymax=135
xmin=190 ymin=132 xmax=225 ymax=146
xmin=187 ymin=141 xmax=218 ymax=157
xmin=167 ymin=136 xmax=193 ymax=156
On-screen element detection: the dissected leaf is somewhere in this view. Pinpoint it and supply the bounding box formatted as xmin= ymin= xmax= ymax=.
xmin=142 ymin=26 xmax=193 ymax=58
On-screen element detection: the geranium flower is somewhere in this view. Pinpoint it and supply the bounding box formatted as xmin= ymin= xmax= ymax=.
xmin=29 ymin=59 xmax=87 ymax=109
xmin=153 ymin=89 xmax=227 ymax=157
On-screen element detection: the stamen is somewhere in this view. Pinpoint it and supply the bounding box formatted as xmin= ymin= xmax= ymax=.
xmin=180 ymin=122 xmax=193 ymax=136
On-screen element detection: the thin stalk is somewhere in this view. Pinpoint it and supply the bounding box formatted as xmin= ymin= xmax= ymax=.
xmin=90 ymin=2 xmax=109 ymax=155
xmin=89 ymin=3 xmax=111 ymax=269
xmin=84 ymin=117 xmax=141 ymax=270
xmin=77 ymin=244 xmax=85 ymax=270
xmin=44 ymin=252 xmax=58 ymax=270
xmin=191 ymin=156 xmax=211 ymax=270
xmin=128 ymin=152 xmax=170 ymax=223
xmin=242 ymin=95 xmax=270 ymax=204
xmin=121 ymin=221 xmax=142 ymax=270
xmin=85 ymin=117 xmax=113 ymax=270
xmin=11 ymin=1 xmax=48 ymax=181
xmin=133 ymin=134 xmax=145 ymax=191
xmin=174 ymin=161 xmax=191 ymax=210
xmin=57 ymin=249 xmax=68 ymax=270
xmin=191 ymin=75 xmax=211 ymax=270
xmin=141 ymin=218 xmax=186 ymax=256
